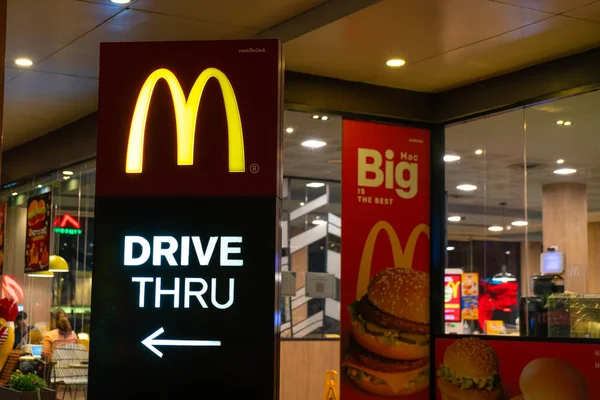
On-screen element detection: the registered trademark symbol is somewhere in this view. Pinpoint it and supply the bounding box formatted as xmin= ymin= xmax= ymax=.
xmin=250 ymin=164 xmax=260 ymax=174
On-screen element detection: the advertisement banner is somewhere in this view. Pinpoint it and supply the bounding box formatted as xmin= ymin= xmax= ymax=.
xmin=0 ymin=204 xmax=5 ymax=275
xmin=461 ymin=272 xmax=479 ymax=320
xmin=91 ymin=40 xmax=282 ymax=399
xmin=435 ymin=336 xmax=600 ymax=399
xmin=341 ymin=120 xmax=430 ymax=399
xmin=25 ymin=193 xmax=51 ymax=273
xmin=444 ymin=274 xmax=461 ymax=323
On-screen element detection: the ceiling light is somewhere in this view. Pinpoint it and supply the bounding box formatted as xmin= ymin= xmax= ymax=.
xmin=301 ymin=140 xmax=327 ymax=148
xmin=505 ymin=225 xmax=512 ymax=231
xmin=563 ymin=121 xmax=572 ymax=126
xmin=14 ymin=58 xmax=33 ymax=67
xmin=312 ymin=115 xmax=320 ymax=120
xmin=447 ymin=216 xmax=463 ymax=222
xmin=386 ymin=59 xmax=406 ymax=67
xmin=110 ymin=0 xmax=131 ymax=3
xmin=37 ymin=185 xmax=42 ymax=188
xmin=63 ymin=170 xmax=74 ymax=176
xmin=312 ymin=219 xmax=327 ymax=226
xmin=488 ymin=226 xmax=504 ymax=232
xmin=554 ymin=168 xmax=577 ymax=175
xmin=511 ymin=220 xmax=528 ymax=227
xmin=306 ymin=182 xmax=325 ymax=188
xmin=63 ymin=176 xmax=70 ymax=180
xmin=475 ymin=149 xmax=483 ymax=155
xmin=446 ymin=246 xmax=455 ymax=251
xmin=11 ymin=192 xmax=17 ymax=196
xmin=457 ymin=184 xmax=477 ymax=191
xmin=556 ymin=159 xmax=565 ymax=164
xmin=299 ymin=202 xmax=305 ymax=206
xmin=556 ymin=120 xmax=564 ymax=125
xmin=285 ymin=127 xmax=294 ymax=134
xmin=321 ymin=116 xmax=328 ymax=121
xmin=505 ymin=251 xmax=511 ymax=255
xmin=444 ymin=154 xmax=461 ymax=162
xmin=27 ymin=271 xmax=54 ymax=278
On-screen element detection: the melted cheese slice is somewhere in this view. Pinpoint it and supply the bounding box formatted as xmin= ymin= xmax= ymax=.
xmin=342 ymin=357 xmax=428 ymax=394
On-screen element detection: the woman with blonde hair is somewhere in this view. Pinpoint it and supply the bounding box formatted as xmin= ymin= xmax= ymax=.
xmin=42 ymin=311 xmax=78 ymax=362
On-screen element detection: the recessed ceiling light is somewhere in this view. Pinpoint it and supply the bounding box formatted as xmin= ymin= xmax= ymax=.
xmin=457 ymin=184 xmax=477 ymax=191
xmin=299 ymin=202 xmax=305 ymax=206
xmin=511 ymin=220 xmax=528 ymax=227
xmin=63 ymin=170 xmax=74 ymax=176
xmin=447 ymin=216 xmax=463 ymax=222
xmin=488 ymin=226 xmax=504 ymax=232
xmin=554 ymin=168 xmax=577 ymax=175
xmin=312 ymin=219 xmax=327 ymax=225
xmin=285 ymin=127 xmax=294 ymax=134
xmin=301 ymin=140 xmax=327 ymax=148
xmin=15 ymin=58 xmax=33 ymax=67
xmin=321 ymin=116 xmax=328 ymax=121
xmin=475 ymin=149 xmax=483 ymax=155
xmin=446 ymin=246 xmax=455 ymax=251
xmin=306 ymin=182 xmax=325 ymax=188
xmin=556 ymin=159 xmax=565 ymax=164
xmin=444 ymin=154 xmax=461 ymax=162
xmin=386 ymin=59 xmax=406 ymax=67
xmin=63 ymin=176 xmax=70 ymax=180
xmin=11 ymin=192 xmax=17 ymax=196
xmin=37 ymin=184 xmax=42 ymax=189
xmin=312 ymin=115 xmax=320 ymax=120
xmin=110 ymin=0 xmax=131 ymax=3
xmin=556 ymin=120 xmax=564 ymax=125
xmin=505 ymin=251 xmax=511 ymax=255
xmin=563 ymin=121 xmax=572 ymax=126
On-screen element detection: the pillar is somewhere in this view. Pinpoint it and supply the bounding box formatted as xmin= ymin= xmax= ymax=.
xmin=542 ymin=183 xmax=588 ymax=293
xmin=588 ymin=222 xmax=600 ymax=293
xmin=520 ymin=241 xmax=541 ymax=296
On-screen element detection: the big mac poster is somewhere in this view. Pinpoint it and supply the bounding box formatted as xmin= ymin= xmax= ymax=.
xmin=341 ymin=120 xmax=430 ymax=399
xmin=435 ymin=337 xmax=600 ymax=399
xmin=25 ymin=193 xmax=51 ymax=273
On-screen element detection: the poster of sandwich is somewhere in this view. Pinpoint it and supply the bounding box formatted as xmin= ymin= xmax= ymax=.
xmin=0 ymin=204 xmax=5 ymax=275
xmin=25 ymin=193 xmax=51 ymax=273
xmin=341 ymin=120 xmax=430 ymax=399
xmin=435 ymin=337 xmax=600 ymax=399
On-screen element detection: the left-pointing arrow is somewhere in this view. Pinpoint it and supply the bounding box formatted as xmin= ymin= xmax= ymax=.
xmin=141 ymin=327 xmax=222 ymax=358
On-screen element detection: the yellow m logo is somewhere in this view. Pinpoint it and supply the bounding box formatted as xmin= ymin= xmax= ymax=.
xmin=125 ymin=68 xmax=245 ymax=174
xmin=356 ymin=221 xmax=430 ymax=300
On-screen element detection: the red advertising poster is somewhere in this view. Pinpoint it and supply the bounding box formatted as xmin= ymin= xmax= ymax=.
xmin=25 ymin=193 xmax=51 ymax=273
xmin=444 ymin=274 xmax=461 ymax=322
xmin=0 ymin=204 xmax=5 ymax=275
xmin=341 ymin=120 xmax=430 ymax=399
xmin=435 ymin=337 xmax=600 ymax=399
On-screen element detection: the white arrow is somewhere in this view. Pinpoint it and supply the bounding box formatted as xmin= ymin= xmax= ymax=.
xmin=141 ymin=327 xmax=222 ymax=358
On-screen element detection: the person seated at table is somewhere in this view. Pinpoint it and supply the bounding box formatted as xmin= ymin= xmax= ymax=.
xmin=14 ymin=311 xmax=31 ymax=349
xmin=42 ymin=313 xmax=78 ymax=362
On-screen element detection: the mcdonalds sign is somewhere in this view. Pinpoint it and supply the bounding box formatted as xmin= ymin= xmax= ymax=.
xmin=90 ymin=40 xmax=283 ymax=400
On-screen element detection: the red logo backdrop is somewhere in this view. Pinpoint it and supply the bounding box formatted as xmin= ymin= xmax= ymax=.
xmin=341 ymin=120 xmax=430 ymax=399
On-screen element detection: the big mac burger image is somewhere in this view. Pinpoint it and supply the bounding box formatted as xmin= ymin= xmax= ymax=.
xmin=437 ymin=337 xmax=502 ymax=400
xmin=510 ymin=358 xmax=588 ymax=400
xmin=342 ymin=267 xmax=430 ymax=397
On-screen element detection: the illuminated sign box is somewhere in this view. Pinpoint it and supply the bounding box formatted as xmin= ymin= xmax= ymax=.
xmin=90 ymin=40 xmax=283 ymax=400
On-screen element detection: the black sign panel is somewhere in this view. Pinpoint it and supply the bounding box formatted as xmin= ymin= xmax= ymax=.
xmin=90 ymin=196 xmax=279 ymax=398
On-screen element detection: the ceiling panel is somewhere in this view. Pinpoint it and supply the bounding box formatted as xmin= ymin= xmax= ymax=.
xmin=35 ymin=8 xmax=256 ymax=78
xmin=285 ymin=0 xmax=550 ymax=83
xmin=131 ymin=0 xmax=327 ymax=30
xmin=490 ymin=0 xmax=595 ymax=14
xmin=2 ymin=115 xmax=72 ymax=149
xmin=6 ymin=0 xmax=120 ymax=68
xmin=3 ymin=71 xmax=99 ymax=148
xmin=366 ymin=15 xmax=600 ymax=91
xmin=565 ymin=1 xmax=600 ymax=22
xmin=5 ymin=68 xmax=20 ymax=83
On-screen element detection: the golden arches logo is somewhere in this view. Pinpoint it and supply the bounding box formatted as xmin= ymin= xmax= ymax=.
xmin=356 ymin=221 xmax=430 ymax=300
xmin=125 ymin=68 xmax=245 ymax=174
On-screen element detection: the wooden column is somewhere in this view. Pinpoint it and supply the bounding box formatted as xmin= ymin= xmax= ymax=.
xmin=520 ymin=241 xmax=541 ymax=296
xmin=588 ymin=222 xmax=600 ymax=293
xmin=542 ymin=183 xmax=588 ymax=293
xmin=0 ymin=0 xmax=6 ymax=178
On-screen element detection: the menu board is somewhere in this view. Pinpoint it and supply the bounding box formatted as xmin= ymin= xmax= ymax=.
xmin=341 ymin=120 xmax=430 ymax=400
xmin=25 ymin=193 xmax=51 ymax=273
xmin=444 ymin=274 xmax=461 ymax=322
xmin=461 ymin=272 xmax=479 ymax=320
xmin=0 ymin=204 xmax=5 ymax=275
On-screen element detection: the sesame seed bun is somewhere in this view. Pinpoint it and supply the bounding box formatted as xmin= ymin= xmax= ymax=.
xmin=519 ymin=358 xmax=588 ymax=400
xmin=443 ymin=338 xmax=499 ymax=378
xmin=367 ymin=268 xmax=429 ymax=325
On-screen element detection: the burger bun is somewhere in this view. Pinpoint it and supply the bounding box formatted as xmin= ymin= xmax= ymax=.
xmin=519 ymin=358 xmax=588 ymax=400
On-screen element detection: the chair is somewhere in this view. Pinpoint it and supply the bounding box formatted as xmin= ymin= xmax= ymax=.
xmin=0 ymin=350 xmax=24 ymax=385
xmin=50 ymin=343 xmax=88 ymax=400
